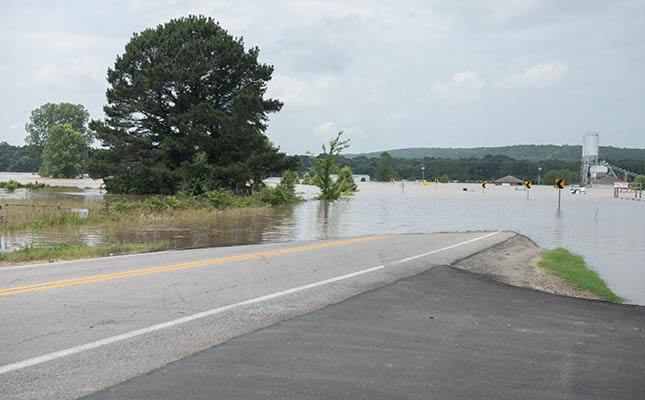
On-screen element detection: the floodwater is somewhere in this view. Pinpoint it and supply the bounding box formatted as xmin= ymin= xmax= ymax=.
xmin=1 ymin=179 xmax=644 ymax=304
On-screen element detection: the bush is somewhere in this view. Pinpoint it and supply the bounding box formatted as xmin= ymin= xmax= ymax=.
xmin=301 ymin=172 xmax=314 ymax=185
xmin=0 ymin=180 xmax=20 ymax=191
xmin=635 ymin=175 xmax=645 ymax=187
xmin=205 ymin=189 xmax=235 ymax=209
xmin=337 ymin=166 xmax=358 ymax=193
xmin=256 ymin=170 xmax=302 ymax=205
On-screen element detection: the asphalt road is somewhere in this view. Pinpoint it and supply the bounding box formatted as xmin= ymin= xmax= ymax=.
xmin=86 ymin=266 xmax=645 ymax=400
xmin=88 ymin=266 xmax=645 ymax=400
xmin=0 ymin=231 xmax=513 ymax=399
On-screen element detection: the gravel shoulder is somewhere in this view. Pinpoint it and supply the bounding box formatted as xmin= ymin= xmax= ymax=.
xmin=452 ymin=233 xmax=603 ymax=301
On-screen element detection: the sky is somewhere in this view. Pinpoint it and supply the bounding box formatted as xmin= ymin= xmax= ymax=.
xmin=1 ymin=0 xmax=644 ymax=154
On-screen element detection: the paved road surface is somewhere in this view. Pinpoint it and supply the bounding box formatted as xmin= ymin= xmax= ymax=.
xmin=87 ymin=266 xmax=645 ymax=400
xmin=0 ymin=231 xmax=513 ymax=399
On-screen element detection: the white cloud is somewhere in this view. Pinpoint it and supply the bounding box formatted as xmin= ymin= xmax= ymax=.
xmin=32 ymin=55 xmax=105 ymax=86
xmin=28 ymin=31 xmax=120 ymax=55
xmin=314 ymin=121 xmax=341 ymax=138
xmin=314 ymin=122 xmax=365 ymax=139
xmin=267 ymin=74 xmax=337 ymax=111
xmin=9 ymin=123 xmax=22 ymax=130
xmin=432 ymin=71 xmax=484 ymax=103
xmin=504 ymin=62 xmax=567 ymax=87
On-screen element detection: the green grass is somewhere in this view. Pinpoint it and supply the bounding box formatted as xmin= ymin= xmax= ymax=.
xmin=538 ymin=248 xmax=625 ymax=303
xmin=0 ymin=241 xmax=169 ymax=265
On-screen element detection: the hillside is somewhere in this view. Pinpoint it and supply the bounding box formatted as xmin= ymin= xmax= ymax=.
xmin=346 ymin=145 xmax=645 ymax=161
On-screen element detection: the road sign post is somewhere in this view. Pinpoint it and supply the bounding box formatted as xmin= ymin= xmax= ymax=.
xmin=524 ymin=181 xmax=532 ymax=199
xmin=481 ymin=181 xmax=486 ymax=193
xmin=554 ymin=178 xmax=565 ymax=210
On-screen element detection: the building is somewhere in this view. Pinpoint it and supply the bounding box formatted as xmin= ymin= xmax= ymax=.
xmin=494 ymin=175 xmax=524 ymax=186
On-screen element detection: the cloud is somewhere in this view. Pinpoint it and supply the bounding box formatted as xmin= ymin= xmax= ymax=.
xmin=314 ymin=121 xmax=364 ymax=139
xmin=28 ymin=31 xmax=121 ymax=55
xmin=9 ymin=123 xmax=22 ymax=130
xmin=32 ymin=55 xmax=106 ymax=86
xmin=504 ymin=62 xmax=566 ymax=87
xmin=432 ymin=71 xmax=484 ymax=103
xmin=267 ymin=74 xmax=337 ymax=111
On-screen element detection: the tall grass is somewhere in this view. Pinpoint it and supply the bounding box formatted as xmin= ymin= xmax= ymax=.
xmin=1 ymin=184 xmax=301 ymax=232
xmin=0 ymin=241 xmax=170 ymax=264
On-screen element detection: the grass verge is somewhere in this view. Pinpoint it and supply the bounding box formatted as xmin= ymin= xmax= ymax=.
xmin=0 ymin=241 xmax=169 ymax=265
xmin=538 ymin=248 xmax=625 ymax=303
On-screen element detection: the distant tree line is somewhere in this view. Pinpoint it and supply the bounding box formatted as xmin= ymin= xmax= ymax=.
xmin=298 ymin=153 xmax=645 ymax=184
xmin=0 ymin=142 xmax=39 ymax=172
xmin=347 ymin=145 xmax=645 ymax=162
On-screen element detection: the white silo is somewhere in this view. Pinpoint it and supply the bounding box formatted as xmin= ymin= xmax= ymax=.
xmin=583 ymin=133 xmax=599 ymax=158
xmin=581 ymin=132 xmax=600 ymax=186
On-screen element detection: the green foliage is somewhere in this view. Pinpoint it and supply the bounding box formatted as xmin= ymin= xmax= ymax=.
xmin=0 ymin=142 xmax=39 ymax=172
xmin=538 ymin=248 xmax=625 ymax=303
xmin=0 ymin=241 xmax=169 ymax=264
xmin=299 ymin=153 xmax=586 ymax=183
xmin=374 ymin=152 xmax=398 ymax=181
xmin=111 ymin=195 xmax=197 ymax=212
xmin=39 ymin=124 xmax=87 ymax=178
xmin=347 ymin=145 xmax=645 ymax=162
xmin=543 ymin=169 xmax=579 ymax=186
xmin=25 ymin=103 xmax=91 ymax=161
xmin=440 ymin=174 xmax=450 ymax=183
xmin=309 ymin=131 xmax=350 ymax=200
xmin=89 ymin=15 xmax=297 ymax=194
xmin=635 ymin=175 xmax=645 ymax=187
xmin=256 ymin=170 xmax=302 ymax=205
xmin=336 ymin=166 xmax=357 ymax=193
xmin=205 ymin=189 xmax=235 ymax=208
xmin=179 ymin=152 xmax=216 ymax=196
xmin=301 ymin=172 xmax=314 ymax=185
xmin=0 ymin=179 xmax=20 ymax=191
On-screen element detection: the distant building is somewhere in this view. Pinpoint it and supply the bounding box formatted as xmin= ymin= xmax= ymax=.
xmin=494 ymin=175 xmax=524 ymax=186
xmin=591 ymin=175 xmax=624 ymax=188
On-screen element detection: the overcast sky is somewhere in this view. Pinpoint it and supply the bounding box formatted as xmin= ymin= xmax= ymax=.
xmin=1 ymin=0 xmax=644 ymax=154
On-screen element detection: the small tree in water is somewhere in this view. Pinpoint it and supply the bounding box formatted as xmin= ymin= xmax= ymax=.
xmin=337 ymin=166 xmax=358 ymax=194
xmin=301 ymin=172 xmax=314 ymax=185
xmin=309 ymin=131 xmax=350 ymax=200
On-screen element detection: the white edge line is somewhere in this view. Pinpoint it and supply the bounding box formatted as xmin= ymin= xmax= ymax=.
xmin=0 ymin=230 xmax=503 ymax=375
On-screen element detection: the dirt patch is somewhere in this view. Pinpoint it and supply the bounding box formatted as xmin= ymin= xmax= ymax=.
xmin=452 ymin=234 xmax=602 ymax=301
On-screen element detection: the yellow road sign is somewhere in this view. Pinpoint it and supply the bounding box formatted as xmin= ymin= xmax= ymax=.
xmin=390 ymin=178 xmax=395 ymax=183
xmin=555 ymin=178 xmax=565 ymax=189
xmin=524 ymin=181 xmax=532 ymax=189
xmin=481 ymin=182 xmax=487 ymax=189
xmin=434 ymin=178 xmax=439 ymax=184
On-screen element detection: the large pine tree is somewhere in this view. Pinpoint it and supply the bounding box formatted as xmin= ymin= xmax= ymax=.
xmin=89 ymin=15 xmax=297 ymax=194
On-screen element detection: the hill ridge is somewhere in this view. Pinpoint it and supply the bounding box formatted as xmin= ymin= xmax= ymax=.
xmin=346 ymin=145 xmax=645 ymax=161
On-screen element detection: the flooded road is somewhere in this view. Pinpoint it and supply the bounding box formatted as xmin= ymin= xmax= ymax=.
xmin=1 ymin=181 xmax=644 ymax=304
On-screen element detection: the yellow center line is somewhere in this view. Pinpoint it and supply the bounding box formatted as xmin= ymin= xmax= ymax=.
xmin=0 ymin=235 xmax=392 ymax=297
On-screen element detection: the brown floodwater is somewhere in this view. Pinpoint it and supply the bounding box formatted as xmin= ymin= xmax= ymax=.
xmin=1 ymin=182 xmax=644 ymax=305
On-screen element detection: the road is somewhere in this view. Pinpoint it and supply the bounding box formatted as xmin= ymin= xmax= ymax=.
xmin=87 ymin=266 xmax=645 ymax=400
xmin=0 ymin=231 xmax=513 ymax=399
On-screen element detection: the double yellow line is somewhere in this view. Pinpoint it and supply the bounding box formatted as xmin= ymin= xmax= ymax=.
xmin=0 ymin=235 xmax=391 ymax=298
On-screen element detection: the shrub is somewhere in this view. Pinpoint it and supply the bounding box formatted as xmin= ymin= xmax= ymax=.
xmin=205 ymin=189 xmax=235 ymax=209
